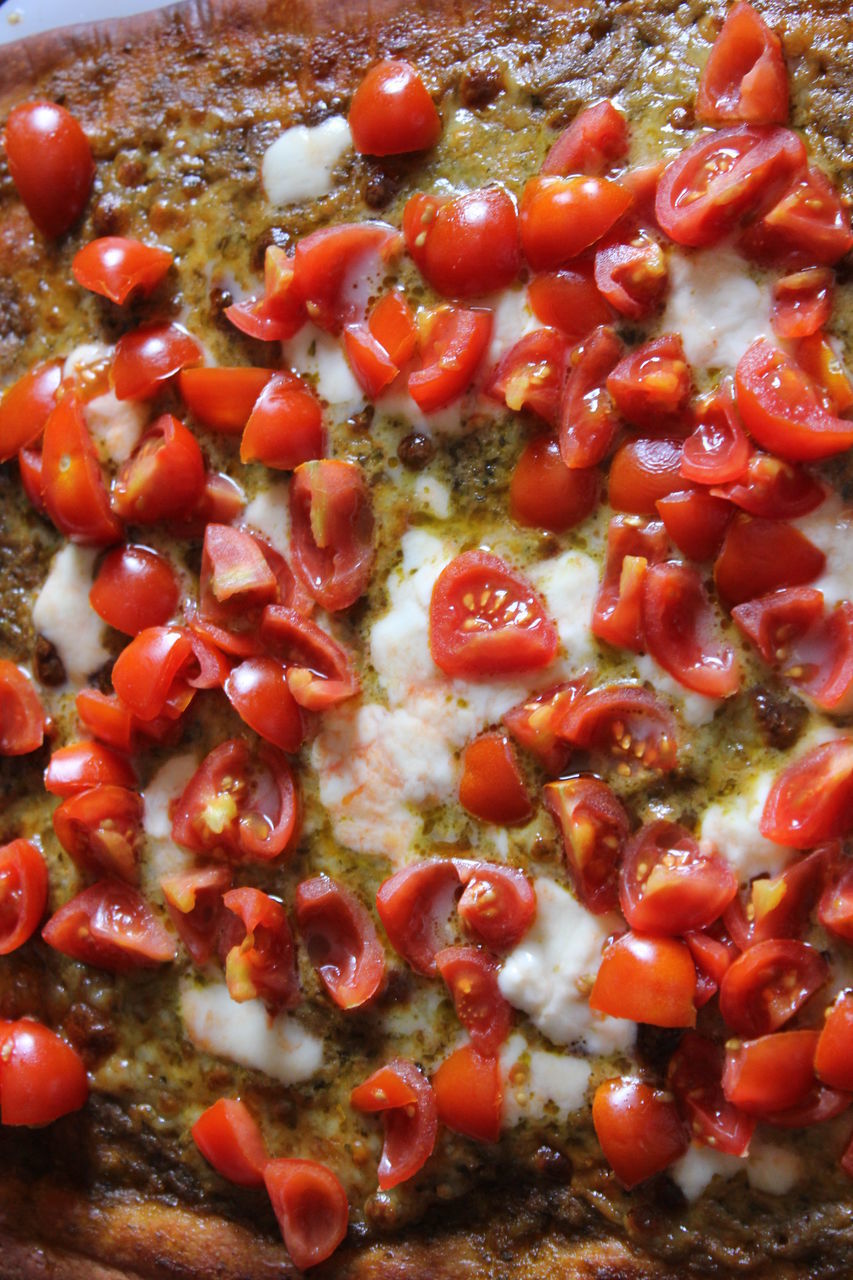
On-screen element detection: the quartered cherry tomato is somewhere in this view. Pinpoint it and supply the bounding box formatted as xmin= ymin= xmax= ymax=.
xmin=772 ymin=267 xmax=834 ymax=340
xmin=558 ymin=324 xmax=624 ymax=469
xmin=594 ymin=226 xmax=669 ymax=320
xmin=819 ymin=863 xmax=853 ymax=944
xmin=760 ymin=738 xmax=853 ymax=848
xmin=404 ymin=187 xmax=519 ymax=297
xmin=45 ymin=740 xmax=135 ymax=796
xmin=519 ymin=175 xmax=632 ymax=270
xmin=714 ymin=513 xmax=824 ymax=607
xmin=222 ymin=887 xmax=299 ymax=1008
xmin=608 ymin=437 xmax=684 ymax=515
xmin=342 ymin=323 xmax=399 ymax=400
xmin=502 ymin=677 xmax=588 ymax=776
xmin=527 ymin=265 xmax=613 ymax=341
xmin=454 ymin=860 xmax=537 ymax=950
xmin=487 ymin=328 xmax=569 ymax=427
xmin=292 ymin=221 xmax=402 ymax=332
xmin=0 ymin=839 xmax=48 ymax=955
xmin=667 ymin=1031 xmax=755 ymax=1155
xmin=620 ymin=820 xmax=737 ymax=935
xmin=72 ymin=237 xmax=173 ymax=305
xmin=606 ymin=334 xmax=692 ymax=430
xmin=0 ymin=360 xmax=62 ymax=462
xmin=543 ymin=775 xmax=629 ymax=914
xmin=656 ymin=489 xmax=731 ymax=562
xmin=4 ymin=101 xmax=94 ymax=237
xmin=264 ymin=1158 xmax=349 ymax=1271
xmin=0 ymin=1020 xmax=88 ymax=1126
xmin=459 ymin=732 xmax=532 ymax=825
xmin=112 ymin=323 xmax=203 ymax=401
xmin=260 ymin=605 xmax=361 ymax=711
xmin=89 ymin=544 xmax=179 ymax=634
xmin=815 ymin=993 xmax=853 ymax=1091
xmin=433 ymin=1045 xmax=502 ymax=1144
xmin=718 ymin=938 xmax=828 ymax=1038
xmin=435 ymin=945 xmax=512 ymax=1054
xmin=510 ymin=435 xmax=598 ymax=533
xmin=53 ymin=784 xmax=143 ymax=883
xmin=41 ymin=392 xmax=122 ymax=545
xmin=42 ymin=880 xmax=176 ymax=970
xmin=739 ymin=165 xmax=853 ymax=266
xmin=793 ymin=332 xmax=853 ymax=416
xmin=559 ymin=684 xmax=679 ymax=773
xmin=192 ymin=1098 xmax=268 ymax=1187
xmin=681 ymin=380 xmax=751 ymax=486
xmin=350 ymin=1058 xmax=437 ymax=1190
xmin=731 ymin=585 xmax=824 ymax=665
xmin=161 ymin=865 xmax=232 ymax=966
xmin=695 ymin=0 xmax=788 ymax=125
xmin=590 ymin=931 xmax=697 ymax=1028
xmin=541 ymin=99 xmax=628 ymax=176
xmin=178 ymin=367 xmax=274 ymax=433
xmin=224 ymin=656 xmax=303 ymax=751
xmin=111 ymin=626 xmax=196 ymax=722
xmin=240 ymin=372 xmax=324 ymax=469
xmin=736 ymin=338 xmax=853 ymax=461
xmin=429 ymin=550 xmax=558 ymax=678
xmin=295 ymin=874 xmax=386 ymax=1009
xmin=289 ymin=459 xmax=375 ymax=612
xmin=591 ymin=515 xmax=669 ymax=652
xmin=592 ymin=1077 xmax=688 ymax=1188
xmin=349 ymin=60 xmax=441 ymax=155
xmin=725 ymin=847 xmax=833 ymax=949
xmin=0 ymin=661 xmax=46 ymax=756
xmin=376 ymin=859 xmax=460 ymax=976
xmin=408 ymin=305 xmax=492 ymax=412
xmin=711 ymin=451 xmax=823 ymax=519
xmin=368 ymin=289 xmax=418 ymax=366
xmin=722 ymin=1029 xmax=819 ymax=1114
xmin=642 ymin=560 xmax=740 ymax=697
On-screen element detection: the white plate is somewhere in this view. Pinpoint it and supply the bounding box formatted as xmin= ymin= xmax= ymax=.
xmin=0 ymin=0 xmax=169 ymax=46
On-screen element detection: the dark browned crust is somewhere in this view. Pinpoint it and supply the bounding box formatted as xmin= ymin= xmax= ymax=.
xmin=2 ymin=1 xmax=853 ymax=1277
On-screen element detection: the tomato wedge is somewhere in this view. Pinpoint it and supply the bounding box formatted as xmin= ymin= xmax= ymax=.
xmin=620 ymin=820 xmax=737 ymax=935
xmin=656 ymin=488 xmax=732 ymax=562
xmin=454 ymin=860 xmax=536 ymax=951
xmin=696 ymin=1 xmax=787 ymax=125
xmin=519 ymin=175 xmax=632 ymax=270
xmin=760 ymin=738 xmax=853 ymax=848
xmin=667 ymin=1031 xmax=755 ymax=1156
xmin=375 ymin=859 xmax=460 ymax=975
xmin=435 ymin=945 xmax=512 ymax=1054
xmin=592 ymin=1077 xmax=688 ymax=1188
xmin=594 ymin=225 xmax=669 ymax=321
xmin=342 ymin=323 xmax=399 ymax=400
xmin=260 ymin=605 xmax=360 ymax=710
xmin=590 ymin=931 xmax=697 ymax=1027
xmin=0 ymin=1020 xmax=88 ymax=1126
xmin=42 ymin=880 xmax=176 ymax=970
xmin=541 ymin=100 xmax=628 ymax=176
xmin=606 ymin=334 xmax=692 ymax=430
xmin=0 ymin=360 xmax=62 ymax=462
xmin=292 ymin=221 xmax=402 ymax=332
xmin=351 ymin=1058 xmax=437 ymax=1189
xmin=264 ymin=1158 xmax=349 ymax=1271
xmin=408 ymin=305 xmax=492 ymax=413
xmin=559 ymin=684 xmax=679 ymax=773
xmin=237 ymin=370 xmax=325 ymax=470
xmin=112 ymin=323 xmax=203 ymax=401
xmin=368 ymin=289 xmax=417 ymax=366
xmin=543 ymin=776 xmax=629 ymax=914
xmin=510 ymin=435 xmax=598 ymax=533
xmin=731 ymin=586 xmax=824 ymax=665
xmin=224 ymin=658 xmax=305 ymax=754
xmin=724 ymin=847 xmax=834 ymax=949
xmin=289 ymin=459 xmax=375 ymax=612
xmin=714 ymin=513 xmax=825 ymax=607
xmin=772 ymin=267 xmax=834 ymax=340
xmin=53 ymin=784 xmax=143 ymax=883
xmin=0 ymin=661 xmax=46 ymax=756
xmin=591 ymin=515 xmax=669 ymax=652
xmin=718 ymin=938 xmax=828 ymax=1038
xmin=295 ymin=874 xmax=386 ymax=1009
xmin=72 ymin=237 xmax=173 ymax=305
xmin=793 ymin=332 xmax=853 ymax=415
xmin=502 ymin=677 xmax=589 ymax=776
xmin=178 ymin=367 xmax=274 ymax=433
xmin=161 ymin=865 xmax=232 ymax=966
xmin=722 ymin=1029 xmax=819 ymax=1114
xmin=739 ymin=166 xmax=853 ymax=267
xmin=192 ymin=1098 xmax=268 ymax=1187
xmin=222 ymin=887 xmax=300 ymax=1009
xmin=815 ymin=992 xmax=853 ymax=1091
xmin=655 ymin=125 xmax=806 ymax=247
xmin=608 ymin=438 xmax=685 ymax=515
xmin=349 ymin=59 xmax=441 ymax=156
xmin=0 ymin=839 xmax=48 ymax=955
xmin=4 ymin=101 xmax=94 ymax=237
xmin=459 ymin=732 xmax=532 ymax=825
xmin=736 ymin=338 xmax=853 ymax=461
xmin=403 ymin=187 xmax=519 ymax=297
xmin=818 ymin=862 xmax=853 ymax=944
xmin=681 ymin=379 xmax=751 ymax=486
xmin=711 ymin=452 xmax=823 ymax=519
xmin=429 ymin=550 xmax=558 ymax=678
xmin=41 ymin=392 xmax=122 ymax=544
xmin=487 ymin=328 xmax=569 ymax=427
xmin=45 ymin=740 xmax=135 ymax=797
xmin=559 ymin=324 xmax=623 ymax=469
xmin=433 ymin=1044 xmax=502 ymax=1144
xmin=111 ymin=626 xmax=195 ymax=722
xmin=642 ymin=560 xmax=740 ymax=698
xmin=528 ymin=265 xmax=613 ymax=341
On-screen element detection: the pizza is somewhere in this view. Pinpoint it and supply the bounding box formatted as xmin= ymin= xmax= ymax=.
xmin=1 ymin=0 xmax=853 ymax=1273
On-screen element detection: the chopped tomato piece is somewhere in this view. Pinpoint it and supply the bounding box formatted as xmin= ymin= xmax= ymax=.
xmin=53 ymin=784 xmax=143 ymax=883
xmin=0 ymin=839 xmax=48 ymax=955
xmin=772 ymin=267 xmax=834 ymax=340
xmin=752 ymin=596 xmax=853 ymax=714
xmin=643 ymin=559 xmax=740 ymax=698
xmin=731 ymin=585 xmax=824 ymax=665
xmin=260 ymin=605 xmax=360 ymax=710
xmin=608 ymin=437 xmax=684 ymax=515
xmin=45 ymin=740 xmax=135 ymax=797
xmin=718 ymin=938 xmax=828 ymax=1038
xmin=292 ymin=221 xmax=402 ymax=332
xmin=459 ymin=732 xmax=533 ymax=826
xmin=0 ymin=360 xmax=62 ymax=462
xmin=655 ymin=125 xmax=806 ymax=247
xmin=111 ymin=413 xmax=205 ymax=525
xmin=349 ymin=59 xmax=441 ymax=155
xmin=543 ymin=776 xmax=629 ymax=914
xmin=502 ymin=677 xmax=589 ymax=776
xmin=725 ymin=847 xmax=833 ymax=949
xmin=178 ymin=367 xmax=273 ymax=433
xmin=592 ymin=1077 xmax=688 ymax=1188
xmin=75 ymin=688 xmax=177 ymax=754
xmin=510 ymin=435 xmax=598 ymax=533
xmin=794 ymin=332 xmax=853 ymax=415
xmin=111 ymin=626 xmax=194 ymax=722
xmin=681 ymin=380 xmax=751 ymax=487
xmin=342 ymin=323 xmax=399 ymax=400
xmin=760 ymin=738 xmax=853 ymax=848
xmin=519 ymin=175 xmax=632 ymax=270
xmin=714 ymin=513 xmax=825 ymax=607
xmin=161 ymin=865 xmax=232 ymax=966
xmin=0 ymin=661 xmax=46 ymax=756
xmin=403 ymin=186 xmax=519 ymax=297
xmin=592 ymin=515 xmax=669 ymax=652
xmin=224 ymin=291 xmax=305 ymax=343
xmin=711 ymin=452 xmax=823 ymax=519
xmin=435 ymin=945 xmax=512 ymax=1055
xmin=696 ymin=1 xmax=788 ymax=125
xmin=606 ymin=334 xmax=692 ymax=430
xmin=559 ymin=324 xmax=623 ymax=469
xmin=620 ymin=820 xmax=737 ymax=935
xmin=656 ymin=489 xmax=731 ymax=562
xmin=289 ymin=459 xmax=375 ymax=612
xmin=295 ymin=874 xmax=386 ymax=1010
xmin=204 ymin=523 xmax=278 ymax=608
xmin=192 ymin=1098 xmax=268 ymax=1188
xmin=89 ymin=544 xmax=179 ymax=635
xmin=815 ymin=992 xmax=853 ymax=1091
xmin=761 ymin=1081 xmax=852 ymax=1128
xmin=722 ymin=1030 xmax=819 ymax=1114
xmin=171 ymin=738 xmax=299 ymax=864
xmin=685 ymin=927 xmax=738 ymax=1004
xmin=408 ymin=305 xmax=493 ymax=413
xmin=541 ymin=100 xmax=629 ymax=176
xmin=594 ymin=225 xmax=669 ymax=320
xmin=264 ymin=1158 xmax=349 ymax=1271
xmin=429 ymin=550 xmax=558 ymax=679
xmin=560 ymin=684 xmax=679 ymax=773
xmin=41 ymin=392 xmax=122 ymax=544
xmin=667 ymin=1031 xmax=755 ymax=1155
xmin=590 ymin=931 xmax=697 ymax=1027
xmin=527 ymin=265 xmax=613 ymax=341
xmin=433 ymin=1044 xmax=502 ymax=1144
xmin=222 ymin=886 xmax=299 ymax=1009
xmin=224 ymin=658 xmax=305 ymax=753
xmin=368 ymin=289 xmax=417 ymax=366
xmin=170 ymin=470 xmax=246 ymax=538
xmin=818 ymin=862 xmax=853 ymax=944
xmin=454 ymin=860 xmax=537 ymax=951
xmin=487 ymin=328 xmax=570 ymax=427
xmin=736 ymin=338 xmax=853 ymax=461
xmin=112 ymin=323 xmax=203 ymax=401
xmin=375 ymin=859 xmax=460 ymax=976
xmin=0 ymin=1020 xmax=88 ymax=1126
xmin=18 ymin=445 xmax=46 ymax=514
xmin=351 ymin=1058 xmax=437 ymax=1189
xmin=739 ymin=166 xmax=853 ymax=267
xmin=240 ymin=372 xmax=324 ymax=469
xmin=4 ymin=101 xmax=94 ymax=237
xmin=42 ymin=880 xmax=176 ymax=970
xmin=72 ymin=237 xmax=172 ymax=305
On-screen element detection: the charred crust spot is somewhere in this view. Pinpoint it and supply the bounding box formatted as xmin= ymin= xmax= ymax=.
xmin=363 ymin=160 xmax=402 ymax=211
xmin=750 ymin=685 xmax=808 ymax=750
xmin=459 ymin=60 xmax=505 ymax=109
xmin=62 ymin=1002 xmax=117 ymax=1068
xmin=397 ymin=431 xmax=436 ymax=471
xmin=33 ymin=635 xmax=66 ymax=688
xmin=116 ymin=155 xmax=147 ymax=188
xmin=91 ymin=192 xmax=130 ymax=238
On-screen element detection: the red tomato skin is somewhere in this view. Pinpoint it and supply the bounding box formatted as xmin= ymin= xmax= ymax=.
xmin=178 ymin=366 xmax=273 ymax=432
xmin=731 ymin=585 xmax=824 ymax=665
xmin=739 ymin=166 xmax=853 ymax=267
xmin=351 ymin=1058 xmax=437 ymax=1190
xmin=433 ymin=1045 xmax=502 ymax=1143
xmin=161 ymin=865 xmax=232 ymax=966
xmin=714 ymin=513 xmax=825 ymax=607
xmin=224 ymin=658 xmax=305 ymax=754
xmin=429 ymin=550 xmax=558 ymax=679
xmin=543 ymin=775 xmax=629 ymax=914
xmin=45 ymin=741 xmax=135 ymax=797
xmin=818 ymin=863 xmax=853 ymax=944
xmin=487 ymin=328 xmax=570 ymax=427
xmin=0 ymin=360 xmax=62 ymax=462
xmin=667 ymin=1030 xmax=756 ymax=1156
xmin=240 ymin=372 xmax=324 ymax=469
xmin=606 ymin=334 xmax=693 ymax=430
xmin=41 ymin=392 xmax=123 ymax=545
xmin=459 ymin=732 xmax=533 ymax=826
xmin=294 ymin=874 xmax=386 ymax=1009
xmin=223 ymin=887 xmax=300 ymax=1009
xmin=718 ymin=938 xmax=828 ymax=1038
xmin=642 ymin=559 xmax=741 ymax=698
xmin=592 ymin=516 xmax=669 ymax=653
xmin=112 ymin=324 xmax=204 ymax=402
xmin=342 ymin=323 xmax=399 ymax=400
xmin=760 ymin=738 xmax=853 ymax=848
xmin=590 ymin=931 xmax=697 ymax=1028
xmin=0 ymin=661 xmax=47 ymax=756
xmin=42 ymin=880 xmax=176 ymax=971
xmin=349 ymin=60 xmax=441 ymax=155
xmin=527 ymin=266 xmax=613 ymax=342
xmin=369 ymin=290 xmax=417 ymax=367
xmin=655 ymin=125 xmax=806 ymax=247
xmin=4 ymin=101 xmax=94 ymax=237
xmin=0 ymin=1020 xmax=89 ymax=1126
xmin=376 ymin=859 xmax=461 ymax=976
xmin=289 ymin=459 xmax=375 ymax=612
xmin=681 ymin=380 xmax=751 ymax=486
xmin=736 ymin=338 xmax=853 ymax=462
xmin=696 ymin=1 xmax=788 ymax=125
xmin=454 ymin=860 xmax=537 ymax=951
xmin=192 ymin=1098 xmax=269 ymax=1187
xmin=711 ymin=452 xmax=823 ymax=519
xmin=72 ymin=237 xmax=173 ymax=305
xmin=608 ymin=438 xmax=684 ymax=515
xmin=89 ymin=544 xmax=179 ymax=635
xmin=815 ymin=993 xmax=853 ymax=1091
xmin=541 ymin=100 xmax=629 ymax=176
xmin=112 ymin=414 xmax=206 ymax=524
xmin=260 ymin=605 xmax=361 ymax=710
xmin=435 ymin=945 xmax=512 ymax=1055
xmin=510 ymin=435 xmax=598 ymax=533
xmin=772 ymin=267 xmax=834 ymax=340
xmin=404 ymin=186 xmax=520 ymax=298
xmin=519 ymin=175 xmax=632 ymax=271
xmin=620 ymin=820 xmax=738 ymax=936
xmin=0 ymin=839 xmax=49 ymax=955
xmin=502 ymin=677 xmax=589 ymax=776
xmin=592 ymin=1077 xmax=688 ymax=1188
xmin=408 ymin=306 xmax=492 ymax=412
xmin=292 ymin=221 xmax=402 ymax=332
xmin=264 ymin=1158 xmax=349 ymax=1271
xmin=656 ymin=489 xmax=732 ymax=562
xmin=112 ymin=626 xmax=194 ymax=722
xmin=52 ymin=784 xmax=144 ymax=883
xmin=793 ymin=333 xmax=853 ymax=416
xmin=722 ymin=1030 xmax=820 ymax=1114
xmin=594 ymin=226 xmax=669 ymax=321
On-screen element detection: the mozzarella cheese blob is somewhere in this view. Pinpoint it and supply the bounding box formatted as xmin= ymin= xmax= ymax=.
xmin=242 ymin=483 xmax=291 ymax=557
xmin=671 ymin=1143 xmax=745 ymax=1202
xmin=662 ymin=246 xmax=772 ymax=372
xmin=699 ymin=770 xmax=792 ymax=881
xmin=32 ymin=544 xmax=109 ymax=686
xmin=500 ymin=1032 xmax=591 ymax=1124
xmin=180 ymin=981 xmax=323 ymax=1084
xmin=795 ymin=492 xmax=853 ymax=607
xmin=262 ymin=116 xmax=352 ymax=205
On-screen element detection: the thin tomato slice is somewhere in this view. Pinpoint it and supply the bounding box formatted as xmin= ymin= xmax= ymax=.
xmin=0 ymin=839 xmax=48 ymax=955
xmin=454 ymin=860 xmax=537 ymax=950
xmin=760 ymin=738 xmax=853 ymax=848
xmin=541 ymin=100 xmax=628 ymax=176
xmin=714 ymin=513 xmax=825 ymax=607
xmin=459 ymin=732 xmax=532 ymax=825
xmin=0 ymin=661 xmax=46 ymax=756
xmin=289 ymin=459 xmax=375 ymax=612
xmin=0 ymin=1020 xmax=88 ymax=1126
xmin=509 ymin=435 xmax=598 ymax=534
xmin=351 ymin=1058 xmax=437 ymax=1190
xmin=642 ymin=560 xmax=740 ymax=698
xmin=240 ymin=372 xmax=324 ymax=468
xmin=559 ymin=684 xmax=679 ymax=773
xmin=620 ymin=820 xmax=737 ymax=935
xmin=112 ymin=323 xmax=203 ymax=401
xmin=72 ymin=237 xmax=172 ymax=305
xmin=0 ymin=360 xmax=62 ymax=462
xmin=433 ymin=1045 xmax=502 ymax=1144
xmin=680 ymin=379 xmax=751 ymax=486
xmin=696 ymin=1 xmax=788 ymax=125
xmin=375 ymin=859 xmax=460 ymax=976
xmin=263 ymin=1158 xmax=349 ymax=1271
xmin=178 ymin=367 xmax=274 ymax=433
xmin=736 ymin=338 xmax=853 ymax=461
xmin=543 ymin=775 xmax=629 ymax=914
xmin=667 ymin=1031 xmax=755 ymax=1156
xmin=429 ymin=550 xmax=558 ymax=678
xmin=435 ymin=945 xmax=512 ymax=1054
xmin=559 ymin=325 xmax=623 ymax=469
xmin=295 ymin=874 xmax=386 ymax=1009
xmin=53 ymin=783 xmax=143 ymax=883
xmin=592 ymin=1077 xmax=688 ymax=1188
xmin=590 ymin=931 xmax=697 ymax=1027
xmin=42 ymin=880 xmax=176 ymax=970
xmin=722 ymin=1030 xmax=819 ymax=1114
xmin=41 ymin=392 xmax=122 ymax=544
xmin=222 ymin=886 xmax=299 ymax=1009
xmin=718 ymin=938 xmax=828 ymax=1038
xmin=408 ymin=305 xmax=492 ymax=413
xmin=192 ymin=1098 xmax=268 ymax=1187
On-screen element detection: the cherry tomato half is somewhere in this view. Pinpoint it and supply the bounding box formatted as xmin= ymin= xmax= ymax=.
xmin=0 ymin=839 xmax=48 ymax=955
xmin=458 ymin=732 xmax=533 ymax=826
xmin=592 ymin=1077 xmax=688 ymax=1188
xmin=0 ymin=1020 xmax=88 ymax=1126
xmin=263 ymin=1158 xmax=349 ymax=1271
xmin=433 ymin=1044 xmax=502 ymax=1144
xmin=718 ymin=938 xmax=828 ymax=1038
xmin=620 ymin=819 xmax=737 ymax=935
xmin=72 ymin=237 xmax=173 ymax=305
xmin=42 ymin=880 xmax=176 ymax=970
xmin=89 ymin=544 xmax=179 ymax=635
xmin=760 ymin=738 xmax=853 ymax=848
xmin=289 ymin=459 xmax=375 ymax=612
xmin=0 ymin=661 xmax=46 ymax=756
xmin=589 ymin=931 xmax=697 ymax=1028
xmin=349 ymin=60 xmax=441 ymax=156
xmin=695 ymin=1 xmax=788 ymax=125
xmin=543 ymin=775 xmax=629 ymax=914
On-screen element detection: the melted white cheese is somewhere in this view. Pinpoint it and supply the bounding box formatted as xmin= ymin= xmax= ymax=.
xmin=699 ymin=770 xmax=792 ymax=882
xmin=485 ymin=286 xmax=538 ymax=367
xmin=141 ymin=753 xmax=199 ymax=895
xmin=498 ymin=879 xmax=634 ymax=1055
xmin=242 ymin=483 xmax=291 ymax=556
xmin=261 ymin=116 xmax=352 ymax=205
xmin=662 ymin=247 xmax=772 ymax=372
xmin=180 ymin=981 xmax=323 ymax=1084
xmin=86 ymin=390 xmax=148 ymax=464
xmin=413 ymin=473 xmax=452 ymax=520
xmin=671 ymin=1143 xmax=744 ymax=1202
xmin=795 ymin=493 xmax=853 ymax=607
xmin=745 ymin=1141 xmax=802 ymax=1195
xmin=634 ymin=654 xmax=720 ymax=727
xmin=32 ymin=545 xmax=109 ymax=685
xmin=283 ymin=323 xmax=364 ymax=415
xmin=500 ymin=1032 xmax=591 ymax=1125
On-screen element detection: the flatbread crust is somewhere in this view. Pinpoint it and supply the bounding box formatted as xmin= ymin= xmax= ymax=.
xmin=1 ymin=1 xmax=852 ymax=1277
